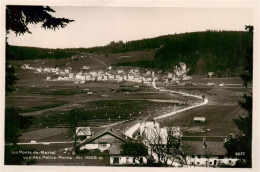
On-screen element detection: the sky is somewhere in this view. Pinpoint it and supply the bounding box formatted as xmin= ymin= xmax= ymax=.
xmin=7 ymin=7 xmax=253 ymax=49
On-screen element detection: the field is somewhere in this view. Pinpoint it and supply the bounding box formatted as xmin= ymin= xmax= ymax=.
xmin=158 ymin=81 xmax=251 ymax=136
xmin=6 ymin=53 xmax=252 ymax=144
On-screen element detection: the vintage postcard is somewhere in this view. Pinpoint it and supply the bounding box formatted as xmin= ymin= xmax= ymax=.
xmin=1 ymin=0 xmax=259 ymax=171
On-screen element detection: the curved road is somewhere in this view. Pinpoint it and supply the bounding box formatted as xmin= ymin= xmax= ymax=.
xmin=125 ymin=80 xmax=209 ymax=138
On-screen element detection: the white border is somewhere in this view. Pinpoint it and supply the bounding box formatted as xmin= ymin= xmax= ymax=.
xmin=1 ymin=0 xmax=259 ymax=172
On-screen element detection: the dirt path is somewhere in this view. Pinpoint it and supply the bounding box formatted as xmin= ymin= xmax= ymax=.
xmin=89 ymin=55 xmax=107 ymax=66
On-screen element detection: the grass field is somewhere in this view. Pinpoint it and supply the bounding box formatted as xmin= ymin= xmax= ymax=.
xmin=157 ymin=83 xmax=251 ymax=137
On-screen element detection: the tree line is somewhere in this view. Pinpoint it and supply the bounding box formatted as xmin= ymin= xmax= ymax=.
xmin=8 ymin=31 xmax=253 ymax=76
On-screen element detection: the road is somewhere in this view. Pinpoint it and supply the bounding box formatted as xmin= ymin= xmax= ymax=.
xmin=124 ymin=79 xmax=209 ymax=138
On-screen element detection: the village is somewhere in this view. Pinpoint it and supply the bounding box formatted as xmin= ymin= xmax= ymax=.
xmin=17 ymin=62 xmax=242 ymax=167
xmin=20 ymin=62 xmax=192 ymax=86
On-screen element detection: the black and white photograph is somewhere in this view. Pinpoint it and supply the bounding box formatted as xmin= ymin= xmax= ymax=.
xmin=1 ymin=0 xmax=259 ymax=170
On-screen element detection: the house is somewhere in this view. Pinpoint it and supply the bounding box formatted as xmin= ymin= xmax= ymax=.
xmin=89 ymin=70 xmax=98 ymax=75
xmin=117 ymin=69 xmax=124 ymax=74
xmin=78 ymin=127 xmax=130 ymax=152
xmin=139 ymin=115 xmax=182 ymax=145
xmin=78 ymin=127 xmax=147 ymax=166
xmin=85 ymin=74 xmax=92 ymax=80
xmin=152 ymin=71 xmax=155 ymax=77
xmin=103 ymin=75 xmax=109 ymax=81
xmin=183 ymin=139 xmax=238 ymax=167
xmin=58 ymin=76 xmax=64 ymax=81
xmin=168 ymin=73 xmax=173 ymax=78
xmin=208 ymin=72 xmax=214 ymax=78
xmin=194 ymin=117 xmax=206 ymax=123
xmin=146 ymin=71 xmax=151 ymax=75
xmin=127 ymin=74 xmax=134 ymax=81
xmin=21 ymin=64 xmax=30 ymax=69
xmin=76 ymin=75 xmax=86 ymax=80
xmin=64 ymin=69 xmax=70 ymax=73
xmin=69 ymin=73 xmax=74 ymax=79
xmin=55 ymin=67 xmax=60 ymax=72
xmin=110 ymin=155 xmax=147 ymax=165
xmin=76 ymin=127 xmax=92 ymax=140
xmin=87 ymin=91 xmax=93 ymax=95
xmin=82 ymin=65 xmax=90 ymax=70
xmin=130 ymin=69 xmax=139 ymax=74
xmin=98 ymin=70 xmax=104 ymax=74
xmin=108 ymin=74 xmax=115 ymax=80
xmin=36 ymin=68 xmax=43 ymax=73
xmin=97 ymin=75 xmax=103 ymax=81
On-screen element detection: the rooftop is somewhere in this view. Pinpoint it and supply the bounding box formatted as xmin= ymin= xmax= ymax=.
xmin=78 ymin=127 xmax=133 ymax=146
xmin=182 ymin=140 xmax=227 ymax=156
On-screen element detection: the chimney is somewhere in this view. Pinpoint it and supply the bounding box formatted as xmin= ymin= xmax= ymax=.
xmin=202 ymin=138 xmax=207 ymax=149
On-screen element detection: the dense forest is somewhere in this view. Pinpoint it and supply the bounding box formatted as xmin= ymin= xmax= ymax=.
xmin=8 ymin=31 xmax=253 ymax=76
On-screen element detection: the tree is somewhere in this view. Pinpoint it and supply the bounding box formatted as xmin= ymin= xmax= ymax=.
xmin=121 ymin=142 xmax=148 ymax=164
xmin=5 ymin=108 xmax=33 ymax=144
xmin=240 ymin=25 xmax=253 ymax=88
xmin=6 ymin=5 xmax=74 ymax=35
xmin=143 ymin=125 xmax=187 ymax=166
xmin=224 ymin=26 xmax=253 ymax=167
xmin=68 ymin=108 xmax=80 ymax=154
xmin=5 ymin=6 xmax=74 ymax=164
xmin=224 ymin=94 xmax=252 ymax=167
xmin=6 ymin=5 xmax=74 ymax=93
xmin=5 ymin=108 xmax=34 ymax=165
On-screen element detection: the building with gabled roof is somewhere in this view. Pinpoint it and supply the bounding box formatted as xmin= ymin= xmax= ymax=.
xmin=182 ymin=139 xmax=238 ymax=167
xmin=78 ymin=127 xmax=132 ymax=152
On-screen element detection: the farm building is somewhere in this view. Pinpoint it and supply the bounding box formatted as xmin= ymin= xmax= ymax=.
xmin=194 ymin=117 xmax=206 ymax=123
xmin=78 ymin=127 xmax=131 ymax=152
xmin=77 ymin=127 xmax=147 ymax=166
xmin=183 ymin=139 xmax=238 ymax=167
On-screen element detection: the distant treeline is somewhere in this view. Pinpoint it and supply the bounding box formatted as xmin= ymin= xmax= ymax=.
xmin=8 ymin=31 xmax=253 ymax=76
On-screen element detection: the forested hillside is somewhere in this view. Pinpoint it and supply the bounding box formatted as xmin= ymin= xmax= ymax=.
xmin=8 ymin=31 xmax=253 ymax=76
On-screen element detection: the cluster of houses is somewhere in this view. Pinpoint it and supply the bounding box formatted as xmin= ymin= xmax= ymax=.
xmin=73 ymin=67 xmax=155 ymax=84
xmin=75 ymin=115 xmax=238 ymax=167
xmin=21 ymin=62 xmax=194 ymax=85
xmin=21 ymin=64 xmax=157 ymax=85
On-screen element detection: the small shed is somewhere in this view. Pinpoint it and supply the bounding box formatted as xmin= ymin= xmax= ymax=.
xmin=194 ymin=117 xmax=206 ymax=123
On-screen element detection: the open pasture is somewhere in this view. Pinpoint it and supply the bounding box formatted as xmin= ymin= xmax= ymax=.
xmin=158 ymin=85 xmax=250 ymax=136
